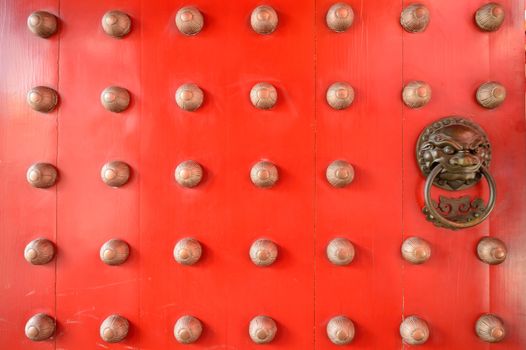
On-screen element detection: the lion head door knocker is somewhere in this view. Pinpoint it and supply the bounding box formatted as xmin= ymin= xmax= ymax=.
xmin=416 ymin=117 xmax=496 ymax=230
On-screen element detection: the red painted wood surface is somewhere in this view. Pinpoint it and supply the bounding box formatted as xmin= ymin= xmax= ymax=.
xmin=0 ymin=0 xmax=524 ymax=349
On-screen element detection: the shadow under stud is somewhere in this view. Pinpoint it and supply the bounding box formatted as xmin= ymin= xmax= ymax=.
xmin=251 ymin=5 xmax=278 ymax=34
xmin=326 ymin=3 xmax=354 ymax=32
xmin=176 ymin=6 xmax=204 ymax=35
xmin=27 ymin=11 xmax=58 ymax=38
xmin=400 ymin=4 xmax=430 ymax=33
xmin=102 ymin=10 xmax=131 ymax=38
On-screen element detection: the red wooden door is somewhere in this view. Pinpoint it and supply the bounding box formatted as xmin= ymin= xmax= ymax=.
xmin=0 ymin=0 xmax=525 ymax=349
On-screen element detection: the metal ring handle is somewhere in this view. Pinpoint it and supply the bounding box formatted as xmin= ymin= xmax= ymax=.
xmin=424 ymin=165 xmax=496 ymax=230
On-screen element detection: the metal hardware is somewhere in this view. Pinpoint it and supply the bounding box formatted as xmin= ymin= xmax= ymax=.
xmin=326 ymin=3 xmax=354 ymax=32
xmin=400 ymin=4 xmax=430 ymax=33
xmin=175 ymin=83 xmax=204 ymax=111
xmin=476 ymin=82 xmax=506 ymax=109
xmin=403 ymin=81 xmax=432 ymax=108
xmin=24 ymin=238 xmax=55 ymax=265
xmin=326 ymin=238 xmax=355 ymax=266
xmin=100 ymin=239 xmax=130 ymax=265
xmin=417 ymin=117 xmax=496 ymax=230
xmin=250 ymin=82 xmax=277 ymax=109
xmin=100 ymin=314 xmax=129 ymax=343
xmin=251 ymin=5 xmax=278 ymax=34
xmin=401 ymin=237 xmax=431 ymax=264
xmin=100 ymin=86 xmax=131 ymax=113
xmin=101 ymin=11 xmax=131 ymax=38
xmin=174 ymin=315 xmax=203 ymax=344
xmin=476 ymin=314 xmax=506 ymax=343
xmin=326 ymin=82 xmax=354 ymax=110
xmin=250 ymin=161 xmax=278 ymax=188
xmin=477 ymin=237 xmax=507 ymax=265
xmin=326 ymin=315 xmax=355 ymax=345
xmin=25 ymin=313 xmax=55 ymax=341
xmin=176 ymin=6 xmax=204 ymax=35
xmin=174 ymin=238 xmax=202 ymax=265
xmin=27 ymin=163 xmax=58 ymax=188
xmin=400 ymin=315 xmax=430 ymax=345
xmin=475 ymin=3 xmax=505 ymax=32
xmin=27 ymin=86 xmax=58 ymax=113
xmin=249 ymin=315 xmax=277 ymax=344
xmin=27 ymin=11 xmax=58 ymax=38
xmin=250 ymin=239 xmax=278 ymax=266
xmin=100 ymin=161 xmax=131 ymax=188
xmin=326 ymin=160 xmax=354 ymax=188
xmin=175 ymin=160 xmax=203 ymax=188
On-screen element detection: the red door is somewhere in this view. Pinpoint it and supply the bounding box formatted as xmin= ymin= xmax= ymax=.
xmin=0 ymin=0 xmax=525 ymax=349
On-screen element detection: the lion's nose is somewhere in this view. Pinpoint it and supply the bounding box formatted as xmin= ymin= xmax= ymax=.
xmin=449 ymin=154 xmax=480 ymax=167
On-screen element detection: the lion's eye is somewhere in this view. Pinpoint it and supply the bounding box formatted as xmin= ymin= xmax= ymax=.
xmin=443 ymin=145 xmax=455 ymax=155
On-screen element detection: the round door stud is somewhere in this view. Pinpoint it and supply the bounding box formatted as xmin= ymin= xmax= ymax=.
xmin=400 ymin=315 xmax=430 ymax=345
xmin=27 ymin=11 xmax=58 ymax=38
xmin=27 ymin=86 xmax=58 ymax=113
xmin=100 ymin=86 xmax=131 ymax=113
xmin=326 ymin=315 xmax=355 ymax=345
xmin=477 ymin=237 xmax=507 ymax=265
xmin=176 ymin=6 xmax=204 ymax=35
xmin=326 ymin=160 xmax=355 ymax=188
xmin=174 ymin=315 xmax=203 ymax=344
xmin=402 ymin=81 xmax=432 ymax=108
xmin=476 ymin=314 xmax=505 ymax=343
xmin=175 ymin=160 xmax=203 ymax=188
xmin=175 ymin=83 xmax=204 ymax=111
xmin=100 ymin=161 xmax=131 ymax=188
xmin=250 ymin=82 xmax=278 ymax=109
xmin=250 ymin=161 xmax=279 ymax=188
xmin=326 ymin=238 xmax=355 ymax=266
xmin=27 ymin=163 xmax=58 ymax=188
xmin=476 ymin=82 xmax=506 ymax=109
xmin=401 ymin=237 xmax=431 ymax=264
xmin=24 ymin=238 xmax=55 ymax=265
xmin=174 ymin=238 xmax=202 ymax=265
xmin=400 ymin=4 xmax=430 ymax=33
xmin=326 ymin=82 xmax=355 ymax=110
xmin=475 ymin=3 xmax=505 ymax=32
xmin=249 ymin=315 xmax=277 ymax=344
xmin=25 ymin=313 xmax=55 ymax=341
xmin=250 ymin=239 xmax=278 ymax=267
xmin=100 ymin=239 xmax=130 ymax=265
xmin=100 ymin=314 xmax=129 ymax=343
xmin=101 ymin=10 xmax=131 ymax=38
xmin=326 ymin=3 xmax=354 ymax=32
xmin=251 ymin=5 xmax=278 ymax=35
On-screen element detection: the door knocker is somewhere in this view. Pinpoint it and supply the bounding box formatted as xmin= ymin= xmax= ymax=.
xmin=416 ymin=117 xmax=496 ymax=230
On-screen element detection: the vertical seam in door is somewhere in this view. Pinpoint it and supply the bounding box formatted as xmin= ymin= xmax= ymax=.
xmin=54 ymin=1 xmax=61 ymax=349
xmin=400 ymin=1 xmax=405 ymax=349
xmin=138 ymin=1 xmax=143 ymax=347
xmin=313 ymin=0 xmax=318 ymax=349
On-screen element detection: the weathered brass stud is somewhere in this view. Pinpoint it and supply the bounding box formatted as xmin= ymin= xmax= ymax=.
xmin=475 ymin=3 xmax=505 ymax=32
xmin=477 ymin=237 xmax=507 ymax=265
xmin=25 ymin=313 xmax=55 ymax=341
xmin=176 ymin=6 xmax=204 ymax=35
xmin=27 ymin=86 xmax=58 ymax=113
xmin=101 ymin=11 xmax=131 ymax=38
xmin=175 ymin=160 xmax=203 ymax=188
xmin=175 ymin=83 xmax=204 ymax=111
xmin=100 ymin=86 xmax=131 ymax=113
xmin=174 ymin=238 xmax=202 ymax=265
xmin=24 ymin=238 xmax=55 ymax=265
xmin=100 ymin=239 xmax=130 ymax=265
xmin=326 ymin=82 xmax=354 ymax=110
xmin=327 ymin=316 xmax=355 ymax=345
xmin=400 ymin=4 xmax=430 ymax=33
xmin=27 ymin=163 xmax=58 ymax=188
xmin=100 ymin=161 xmax=131 ymax=188
xmin=326 ymin=160 xmax=354 ymax=188
xmin=401 ymin=237 xmax=431 ymax=264
xmin=27 ymin=11 xmax=58 ymax=38
xmin=326 ymin=238 xmax=355 ymax=266
xmin=476 ymin=82 xmax=506 ymax=109
xmin=250 ymin=82 xmax=278 ymax=109
xmin=251 ymin=5 xmax=278 ymax=35
xmin=249 ymin=315 xmax=277 ymax=344
xmin=326 ymin=3 xmax=354 ymax=32
xmin=400 ymin=315 xmax=429 ymax=345
xmin=174 ymin=315 xmax=203 ymax=344
xmin=403 ymin=81 xmax=432 ymax=108
xmin=250 ymin=239 xmax=278 ymax=267
xmin=476 ymin=314 xmax=505 ymax=343
xmin=100 ymin=314 xmax=129 ymax=343
xmin=250 ymin=161 xmax=279 ymax=188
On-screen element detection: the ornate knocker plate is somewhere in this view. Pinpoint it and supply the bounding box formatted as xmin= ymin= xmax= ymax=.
xmin=416 ymin=117 xmax=496 ymax=230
